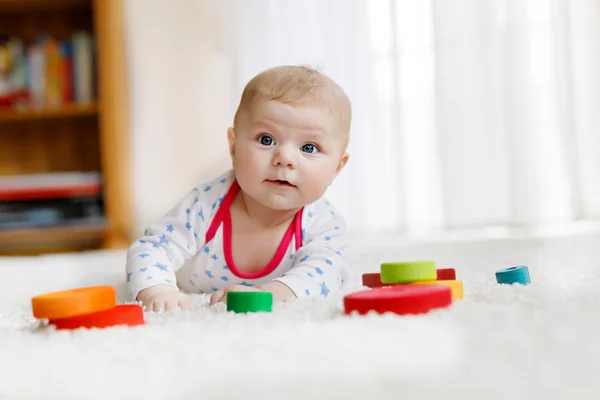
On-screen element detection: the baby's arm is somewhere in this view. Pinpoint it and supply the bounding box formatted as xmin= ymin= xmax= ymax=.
xmin=126 ymin=188 xmax=207 ymax=310
xmin=270 ymin=202 xmax=349 ymax=300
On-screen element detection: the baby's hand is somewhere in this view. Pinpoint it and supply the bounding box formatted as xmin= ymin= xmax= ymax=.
xmin=209 ymin=284 xmax=260 ymax=306
xmin=137 ymin=284 xmax=191 ymax=312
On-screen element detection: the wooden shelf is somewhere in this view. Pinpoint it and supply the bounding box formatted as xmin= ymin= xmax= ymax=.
xmin=0 ymin=0 xmax=132 ymax=255
xmin=0 ymin=223 xmax=106 ymax=248
xmin=0 ymin=0 xmax=90 ymax=14
xmin=0 ymin=102 xmax=99 ymax=123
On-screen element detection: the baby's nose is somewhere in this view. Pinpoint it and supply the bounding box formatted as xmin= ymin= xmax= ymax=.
xmin=272 ymin=145 xmax=297 ymax=168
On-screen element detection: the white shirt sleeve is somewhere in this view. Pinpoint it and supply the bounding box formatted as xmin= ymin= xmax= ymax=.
xmin=272 ymin=198 xmax=349 ymax=298
xmin=125 ymin=186 xmax=215 ymax=301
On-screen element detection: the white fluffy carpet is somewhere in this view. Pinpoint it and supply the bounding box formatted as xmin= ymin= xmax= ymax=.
xmin=2 ymin=232 xmax=600 ymax=399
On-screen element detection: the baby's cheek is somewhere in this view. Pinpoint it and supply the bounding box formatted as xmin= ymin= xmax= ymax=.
xmin=309 ymin=166 xmax=334 ymax=190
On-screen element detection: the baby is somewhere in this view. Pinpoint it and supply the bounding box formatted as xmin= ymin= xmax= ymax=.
xmin=125 ymin=65 xmax=352 ymax=311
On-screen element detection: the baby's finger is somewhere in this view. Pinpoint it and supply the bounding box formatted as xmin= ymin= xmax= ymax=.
xmin=209 ymin=291 xmax=219 ymax=305
xmin=151 ymin=300 xmax=165 ymax=313
xmin=220 ymin=292 xmax=229 ymax=305
xmin=142 ymin=300 xmax=153 ymax=312
xmin=164 ymin=298 xmax=179 ymax=311
xmin=210 ymin=289 xmax=224 ymax=306
xmin=178 ymin=297 xmax=192 ymax=310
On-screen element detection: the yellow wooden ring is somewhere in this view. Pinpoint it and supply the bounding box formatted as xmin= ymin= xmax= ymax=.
xmin=408 ymin=280 xmax=463 ymax=300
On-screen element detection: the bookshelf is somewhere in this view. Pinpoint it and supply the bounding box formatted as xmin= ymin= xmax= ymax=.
xmin=0 ymin=0 xmax=131 ymax=255
xmin=0 ymin=101 xmax=98 ymax=122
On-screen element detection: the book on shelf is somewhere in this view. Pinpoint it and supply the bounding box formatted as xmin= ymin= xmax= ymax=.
xmin=0 ymin=172 xmax=104 ymax=231
xmin=0 ymin=171 xmax=102 ymax=201
xmin=0 ymin=32 xmax=96 ymax=110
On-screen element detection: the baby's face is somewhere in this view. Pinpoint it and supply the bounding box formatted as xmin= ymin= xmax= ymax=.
xmin=229 ymin=100 xmax=349 ymax=211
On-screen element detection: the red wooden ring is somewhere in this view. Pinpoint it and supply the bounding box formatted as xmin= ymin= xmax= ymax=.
xmin=344 ymin=285 xmax=452 ymax=316
xmin=436 ymin=268 xmax=456 ymax=280
xmin=49 ymin=304 xmax=145 ymax=330
xmin=362 ymin=272 xmax=385 ymax=288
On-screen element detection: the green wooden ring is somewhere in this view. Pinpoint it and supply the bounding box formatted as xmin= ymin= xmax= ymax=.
xmin=380 ymin=261 xmax=437 ymax=283
xmin=227 ymin=292 xmax=273 ymax=313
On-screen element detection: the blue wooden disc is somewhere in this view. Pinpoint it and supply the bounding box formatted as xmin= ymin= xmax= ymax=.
xmin=495 ymin=265 xmax=531 ymax=285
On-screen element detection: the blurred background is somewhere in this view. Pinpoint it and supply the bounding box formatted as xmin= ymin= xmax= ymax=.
xmin=0 ymin=0 xmax=599 ymax=256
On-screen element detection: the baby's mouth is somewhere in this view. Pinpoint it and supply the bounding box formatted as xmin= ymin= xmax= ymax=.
xmin=267 ymin=179 xmax=295 ymax=187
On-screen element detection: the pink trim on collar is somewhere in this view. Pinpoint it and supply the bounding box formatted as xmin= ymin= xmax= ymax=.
xmin=205 ymin=180 xmax=303 ymax=280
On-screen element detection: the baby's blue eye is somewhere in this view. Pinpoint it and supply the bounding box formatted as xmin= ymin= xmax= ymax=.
xmin=301 ymin=144 xmax=318 ymax=154
xmin=259 ymin=135 xmax=274 ymax=146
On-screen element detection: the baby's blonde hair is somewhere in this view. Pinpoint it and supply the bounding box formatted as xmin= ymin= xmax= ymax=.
xmin=233 ymin=66 xmax=352 ymax=138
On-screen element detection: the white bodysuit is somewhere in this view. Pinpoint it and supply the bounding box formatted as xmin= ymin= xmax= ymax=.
xmin=125 ymin=169 xmax=349 ymax=301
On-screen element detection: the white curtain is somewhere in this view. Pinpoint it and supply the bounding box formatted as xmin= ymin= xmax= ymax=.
xmin=428 ymin=0 xmax=600 ymax=233
xmin=219 ymin=0 xmax=600 ymax=236
xmin=126 ymin=0 xmax=600 ymax=237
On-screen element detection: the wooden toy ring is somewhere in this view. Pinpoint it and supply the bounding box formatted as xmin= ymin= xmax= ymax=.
xmin=436 ymin=268 xmax=456 ymax=280
xmin=32 ymin=286 xmax=117 ymax=320
xmin=362 ymin=272 xmax=385 ymax=288
xmin=49 ymin=304 xmax=144 ymax=330
xmin=227 ymin=292 xmax=273 ymax=313
xmin=496 ymin=265 xmax=531 ymax=285
xmin=343 ymin=285 xmax=452 ymax=316
xmin=409 ymin=280 xmax=463 ymax=300
xmin=380 ymin=261 xmax=437 ymax=284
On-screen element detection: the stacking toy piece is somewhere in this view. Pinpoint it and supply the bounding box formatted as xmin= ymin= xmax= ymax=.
xmin=496 ymin=265 xmax=531 ymax=285
xmin=353 ymin=261 xmax=460 ymax=316
xmin=344 ymin=285 xmax=452 ymax=316
xmin=49 ymin=304 xmax=144 ymax=330
xmin=409 ymin=280 xmax=463 ymax=300
xmin=380 ymin=261 xmax=436 ymax=284
xmin=227 ymin=292 xmax=273 ymax=313
xmin=32 ymin=286 xmax=117 ymax=320
xmin=436 ymin=268 xmax=456 ymax=280
xmin=363 ymin=266 xmax=459 ymax=289
xmin=31 ymin=285 xmax=145 ymax=330
xmin=362 ymin=272 xmax=385 ymax=288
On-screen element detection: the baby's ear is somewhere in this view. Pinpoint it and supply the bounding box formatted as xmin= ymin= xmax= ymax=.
xmin=335 ymin=152 xmax=350 ymax=176
xmin=227 ymin=127 xmax=236 ymax=157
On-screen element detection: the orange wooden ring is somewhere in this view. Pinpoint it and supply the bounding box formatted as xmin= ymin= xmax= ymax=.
xmin=409 ymin=280 xmax=463 ymax=300
xmin=49 ymin=304 xmax=144 ymax=330
xmin=32 ymin=286 xmax=117 ymax=320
